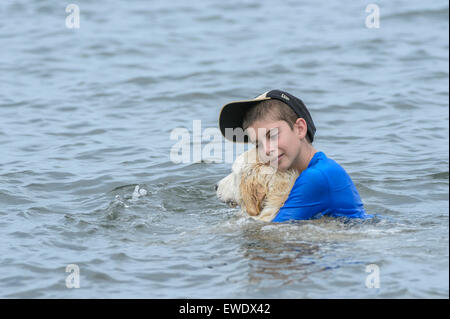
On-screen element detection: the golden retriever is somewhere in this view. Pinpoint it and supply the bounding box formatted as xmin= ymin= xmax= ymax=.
xmin=216 ymin=148 xmax=299 ymax=222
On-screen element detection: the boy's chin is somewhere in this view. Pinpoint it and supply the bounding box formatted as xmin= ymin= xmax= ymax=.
xmin=269 ymin=160 xmax=289 ymax=172
xmin=276 ymin=165 xmax=289 ymax=172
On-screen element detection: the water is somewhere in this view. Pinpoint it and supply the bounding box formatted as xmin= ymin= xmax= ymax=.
xmin=0 ymin=0 xmax=448 ymax=298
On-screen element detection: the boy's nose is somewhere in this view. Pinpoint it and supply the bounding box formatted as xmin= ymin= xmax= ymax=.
xmin=264 ymin=143 xmax=275 ymax=156
xmin=259 ymin=141 xmax=270 ymax=156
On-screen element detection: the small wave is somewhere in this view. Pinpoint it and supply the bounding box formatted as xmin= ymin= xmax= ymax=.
xmin=427 ymin=171 xmax=449 ymax=180
xmin=122 ymin=76 xmax=157 ymax=86
xmin=383 ymin=6 xmax=449 ymax=21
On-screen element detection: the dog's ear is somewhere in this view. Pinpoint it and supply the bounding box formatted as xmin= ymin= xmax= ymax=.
xmin=239 ymin=172 xmax=267 ymax=217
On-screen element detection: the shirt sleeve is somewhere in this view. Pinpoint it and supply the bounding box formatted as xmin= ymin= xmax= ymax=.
xmin=271 ymin=168 xmax=330 ymax=222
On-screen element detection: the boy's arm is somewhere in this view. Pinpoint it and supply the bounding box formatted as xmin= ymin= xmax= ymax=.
xmin=271 ymin=168 xmax=329 ymax=222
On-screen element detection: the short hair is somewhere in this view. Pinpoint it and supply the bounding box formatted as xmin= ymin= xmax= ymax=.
xmin=242 ymin=99 xmax=312 ymax=144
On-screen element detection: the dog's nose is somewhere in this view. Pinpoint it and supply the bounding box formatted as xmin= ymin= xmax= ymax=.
xmin=214 ymin=184 xmax=218 ymax=191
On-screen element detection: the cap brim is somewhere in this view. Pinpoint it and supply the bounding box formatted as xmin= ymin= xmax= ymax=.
xmin=219 ymin=97 xmax=271 ymax=143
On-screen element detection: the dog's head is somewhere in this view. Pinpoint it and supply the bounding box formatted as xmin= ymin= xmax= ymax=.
xmin=216 ymin=148 xmax=277 ymax=216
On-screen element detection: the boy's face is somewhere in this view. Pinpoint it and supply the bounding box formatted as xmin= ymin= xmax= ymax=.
xmin=247 ymin=118 xmax=303 ymax=172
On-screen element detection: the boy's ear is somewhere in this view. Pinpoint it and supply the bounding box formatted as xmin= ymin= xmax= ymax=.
xmin=294 ymin=118 xmax=308 ymax=140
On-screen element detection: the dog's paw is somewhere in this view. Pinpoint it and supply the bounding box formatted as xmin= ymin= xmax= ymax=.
xmin=131 ymin=185 xmax=147 ymax=201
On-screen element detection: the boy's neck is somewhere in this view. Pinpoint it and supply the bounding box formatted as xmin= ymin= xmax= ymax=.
xmin=295 ymin=144 xmax=318 ymax=174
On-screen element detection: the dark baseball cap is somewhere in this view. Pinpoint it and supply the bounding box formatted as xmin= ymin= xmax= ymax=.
xmin=219 ymin=89 xmax=316 ymax=143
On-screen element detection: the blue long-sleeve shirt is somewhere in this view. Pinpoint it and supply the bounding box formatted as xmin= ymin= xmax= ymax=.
xmin=272 ymin=151 xmax=371 ymax=222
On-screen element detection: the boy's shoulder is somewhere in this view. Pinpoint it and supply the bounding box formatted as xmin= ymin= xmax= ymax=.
xmin=294 ymin=151 xmax=349 ymax=188
xmin=308 ymin=151 xmax=348 ymax=176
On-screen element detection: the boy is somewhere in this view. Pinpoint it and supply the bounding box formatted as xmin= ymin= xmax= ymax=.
xmin=218 ymin=89 xmax=371 ymax=222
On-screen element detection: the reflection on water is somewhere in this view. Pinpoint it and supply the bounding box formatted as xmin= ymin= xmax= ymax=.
xmin=217 ymin=215 xmax=396 ymax=289
xmin=242 ymin=240 xmax=320 ymax=286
